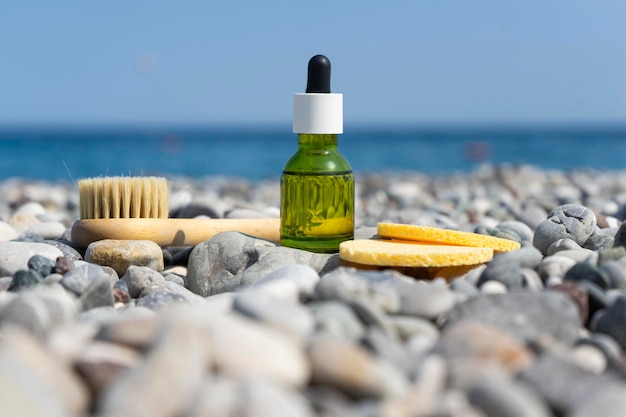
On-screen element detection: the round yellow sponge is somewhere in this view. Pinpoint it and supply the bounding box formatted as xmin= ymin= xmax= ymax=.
xmin=339 ymin=239 xmax=493 ymax=267
xmin=377 ymin=223 xmax=521 ymax=252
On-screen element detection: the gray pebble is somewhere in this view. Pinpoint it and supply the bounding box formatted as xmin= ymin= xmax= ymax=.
xmin=467 ymin=377 xmax=552 ymax=417
xmin=60 ymin=263 xmax=110 ymax=297
xmin=444 ymin=291 xmax=581 ymax=346
xmin=121 ymin=265 xmax=168 ymax=298
xmin=309 ymin=301 xmax=365 ymax=342
xmin=533 ymin=204 xmax=597 ymax=255
xmin=136 ymin=291 xmax=188 ymax=311
xmin=28 ymin=254 xmax=55 ymax=277
xmin=8 ymin=269 xmax=43 ymax=292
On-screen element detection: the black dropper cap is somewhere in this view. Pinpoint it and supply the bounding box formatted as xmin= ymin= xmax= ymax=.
xmin=306 ymin=55 xmax=331 ymax=93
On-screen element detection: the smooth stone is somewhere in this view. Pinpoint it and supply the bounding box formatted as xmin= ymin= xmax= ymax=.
xmin=308 ymin=335 xmax=409 ymax=399
xmin=577 ymin=333 xmax=623 ymax=365
xmin=568 ymin=344 xmax=608 ymax=374
xmin=444 ymin=291 xmax=581 ymax=346
xmin=477 ymin=247 xmax=543 ymax=289
xmin=521 ymin=268 xmax=544 ymax=290
xmin=533 ymin=204 xmax=597 ymax=255
xmin=394 ymin=274 xmax=456 ymax=319
xmin=361 ymin=328 xmax=411 ymax=372
xmin=467 ymin=376 xmax=552 ymax=417
xmin=0 ymin=241 xmax=63 ymax=276
xmin=309 ymin=301 xmax=366 ymax=342
xmin=74 ymin=341 xmax=142 ymax=399
xmin=164 ymin=281 xmax=206 ymax=304
xmin=24 ymin=221 xmax=66 ymax=240
xmin=564 ymin=262 xmax=612 ymax=290
xmin=79 ymin=274 xmax=115 ymax=311
xmin=163 ymin=272 xmax=185 ymax=286
xmin=474 ymin=225 xmax=521 ymax=243
xmin=387 ymin=315 xmax=440 ymax=342
xmin=0 ymin=221 xmax=17 ymax=241
xmin=598 ymin=246 xmax=626 ymax=264
xmin=96 ymin=319 xmax=210 ymax=417
xmin=520 ymin=353 xmax=624 ymax=416
xmin=233 ymin=290 xmax=315 ymax=343
xmin=612 ymin=221 xmax=626 ymax=247
xmin=600 ymin=260 xmax=626 ymax=289
xmin=85 ymin=239 xmax=164 ymax=276
xmin=28 ymin=254 xmax=55 ymax=277
xmin=8 ymin=211 xmax=41 ymax=233
xmin=547 ymin=238 xmax=583 ymax=255
xmin=188 ymin=376 xmax=314 ymax=417
xmin=315 ymin=267 xmax=400 ymax=314
xmin=0 ymin=352 xmax=66 ymax=417
xmin=593 ymin=295 xmax=626 ymax=350
xmin=570 ymin=388 xmax=626 ymax=417
xmin=60 ymin=263 xmax=112 ymax=297
xmin=187 ymin=232 xmax=339 ymax=296
xmin=480 ymin=280 xmax=508 ymax=294
xmin=551 ymin=282 xmax=589 ymax=324
xmin=434 ymin=321 xmax=533 ymax=387
xmin=121 ymin=265 xmax=168 ymax=298
xmin=54 ymin=256 xmax=75 ymax=274
xmin=45 ymin=240 xmax=82 ymax=261
xmin=8 ymin=269 xmax=43 ymax=291
xmin=583 ymin=231 xmax=614 ymax=251
xmin=538 ymin=255 xmax=577 ymax=279
xmin=136 ymin=290 xmax=188 ymax=311
xmin=249 ymin=264 xmax=320 ymax=301
xmin=348 ymin=297 xmax=398 ymax=339
xmin=203 ymin=292 xmax=235 ymax=314
xmin=449 ymin=277 xmax=480 ymax=297
xmin=198 ymin=311 xmax=310 ymax=387
xmin=95 ymin=313 xmax=160 ymax=350
xmin=0 ymin=276 xmax=12 ymax=291
xmin=496 ymin=220 xmax=534 ymax=242
xmin=0 ymin=327 xmax=89 ymax=416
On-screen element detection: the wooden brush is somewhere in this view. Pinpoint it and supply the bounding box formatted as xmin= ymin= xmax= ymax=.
xmin=71 ymin=176 xmax=280 ymax=247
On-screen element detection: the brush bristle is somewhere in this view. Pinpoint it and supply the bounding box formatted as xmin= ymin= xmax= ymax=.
xmin=79 ymin=176 xmax=169 ymax=219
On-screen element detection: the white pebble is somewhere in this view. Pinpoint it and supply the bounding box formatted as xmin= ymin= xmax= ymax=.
xmin=480 ymin=280 xmax=508 ymax=294
xmin=569 ymin=344 xmax=607 ymax=374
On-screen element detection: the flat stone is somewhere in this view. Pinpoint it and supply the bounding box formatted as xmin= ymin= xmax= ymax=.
xmin=85 ymin=239 xmax=164 ymax=276
xmin=0 ymin=241 xmax=63 ymax=276
xmin=249 ymin=264 xmax=320 ymax=301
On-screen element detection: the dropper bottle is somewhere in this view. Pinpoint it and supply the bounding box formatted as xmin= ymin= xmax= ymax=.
xmin=280 ymin=54 xmax=354 ymax=253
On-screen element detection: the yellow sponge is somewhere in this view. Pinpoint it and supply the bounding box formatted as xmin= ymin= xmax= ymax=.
xmin=339 ymin=239 xmax=493 ymax=267
xmin=377 ymin=223 xmax=521 ymax=252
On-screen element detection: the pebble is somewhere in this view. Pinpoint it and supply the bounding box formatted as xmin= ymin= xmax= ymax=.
xmin=0 ymin=241 xmax=64 ymax=276
xmin=3 ymin=168 xmax=626 ymax=416
xmin=0 ymin=221 xmax=18 ymax=241
xmin=85 ymin=239 xmax=164 ymax=276
xmin=121 ymin=265 xmax=168 ymax=298
xmin=533 ymin=204 xmax=597 ymax=255
xmin=23 ymin=221 xmax=67 ymax=240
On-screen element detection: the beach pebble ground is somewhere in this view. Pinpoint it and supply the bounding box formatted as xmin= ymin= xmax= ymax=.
xmin=1 ymin=164 xmax=626 ymax=416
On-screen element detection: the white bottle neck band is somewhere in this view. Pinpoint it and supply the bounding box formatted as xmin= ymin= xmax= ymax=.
xmin=292 ymin=93 xmax=343 ymax=134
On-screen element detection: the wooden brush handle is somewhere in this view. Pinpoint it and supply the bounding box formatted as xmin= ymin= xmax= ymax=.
xmin=71 ymin=218 xmax=281 ymax=247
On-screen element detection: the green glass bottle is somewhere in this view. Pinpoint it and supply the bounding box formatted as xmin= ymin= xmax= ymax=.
xmin=280 ymin=55 xmax=354 ymax=253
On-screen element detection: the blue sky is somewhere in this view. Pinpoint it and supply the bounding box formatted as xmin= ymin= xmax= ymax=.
xmin=1 ymin=0 xmax=625 ymax=127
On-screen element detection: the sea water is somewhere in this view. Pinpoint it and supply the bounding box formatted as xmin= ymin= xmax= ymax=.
xmin=0 ymin=125 xmax=625 ymax=181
